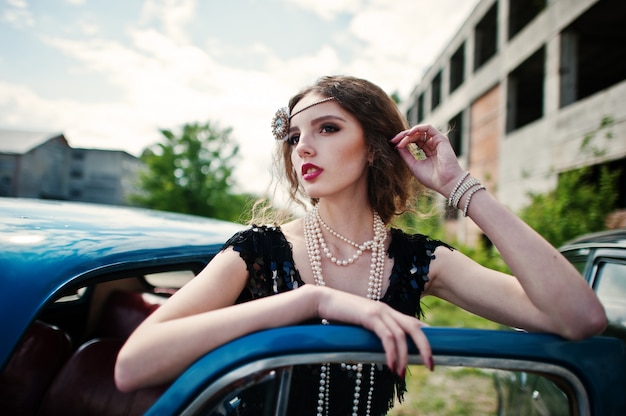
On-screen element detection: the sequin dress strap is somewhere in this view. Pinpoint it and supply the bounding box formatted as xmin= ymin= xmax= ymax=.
xmin=384 ymin=228 xmax=454 ymax=318
xmin=221 ymin=225 xmax=302 ymax=302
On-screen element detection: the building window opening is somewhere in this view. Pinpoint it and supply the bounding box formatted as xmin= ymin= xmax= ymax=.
xmin=70 ymin=169 xmax=84 ymax=179
xmin=449 ymin=42 xmax=465 ymax=93
xmin=506 ymin=46 xmax=545 ymax=133
xmin=448 ymin=111 xmax=464 ymax=157
xmin=431 ymin=71 xmax=442 ymax=111
xmin=474 ymin=2 xmax=498 ymax=71
xmin=417 ymin=93 xmax=425 ymax=122
xmin=508 ymin=0 xmax=546 ymax=40
xmin=559 ymin=0 xmax=626 ymax=108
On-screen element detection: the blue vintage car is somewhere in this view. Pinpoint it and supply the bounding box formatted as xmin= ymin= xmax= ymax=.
xmin=494 ymin=227 xmax=626 ymax=415
xmin=1 ymin=197 xmax=625 ymax=415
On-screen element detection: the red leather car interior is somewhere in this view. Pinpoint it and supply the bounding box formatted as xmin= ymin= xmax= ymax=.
xmin=0 ymin=321 xmax=72 ymax=416
xmin=38 ymin=338 xmax=167 ymax=416
xmin=0 ymin=290 xmax=166 ymax=416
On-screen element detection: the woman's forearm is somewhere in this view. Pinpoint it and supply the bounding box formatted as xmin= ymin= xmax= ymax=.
xmin=463 ymin=188 xmax=607 ymax=339
xmin=115 ymin=284 xmax=321 ymax=391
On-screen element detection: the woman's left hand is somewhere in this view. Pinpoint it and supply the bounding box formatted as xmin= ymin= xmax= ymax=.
xmin=390 ymin=125 xmax=465 ymax=196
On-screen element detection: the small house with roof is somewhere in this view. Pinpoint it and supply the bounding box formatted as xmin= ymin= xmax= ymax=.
xmin=0 ymin=131 xmax=144 ymax=206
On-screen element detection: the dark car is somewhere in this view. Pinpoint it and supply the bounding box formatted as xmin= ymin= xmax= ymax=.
xmin=495 ymin=228 xmax=626 ymax=415
xmin=1 ymin=198 xmax=625 ymax=416
xmin=559 ymin=228 xmax=626 ymax=342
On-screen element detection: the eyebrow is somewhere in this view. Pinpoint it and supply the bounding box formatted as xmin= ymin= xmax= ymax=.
xmin=288 ymin=114 xmax=347 ymax=133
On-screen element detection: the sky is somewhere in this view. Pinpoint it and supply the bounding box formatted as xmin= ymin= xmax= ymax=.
xmin=0 ymin=0 xmax=479 ymax=196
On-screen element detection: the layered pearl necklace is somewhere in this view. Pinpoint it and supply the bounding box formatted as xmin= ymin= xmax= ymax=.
xmin=303 ymin=205 xmax=387 ymax=416
xmin=316 ymin=209 xmax=378 ymax=267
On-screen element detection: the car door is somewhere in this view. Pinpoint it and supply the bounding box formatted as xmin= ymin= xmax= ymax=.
xmin=145 ymin=326 xmax=626 ymax=416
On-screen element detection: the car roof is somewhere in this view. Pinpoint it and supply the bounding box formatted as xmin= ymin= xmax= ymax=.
xmin=0 ymin=197 xmax=243 ymax=359
xmin=564 ymin=228 xmax=626 ymax=247
xmin=559 ymin=228 xmax=626 ymax=256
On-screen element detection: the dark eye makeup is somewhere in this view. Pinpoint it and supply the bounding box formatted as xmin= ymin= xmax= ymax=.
xmin=287 ymin=134 xmax=300 ymax=146
xmin=288 ymin=124 xmax=341 ymax=146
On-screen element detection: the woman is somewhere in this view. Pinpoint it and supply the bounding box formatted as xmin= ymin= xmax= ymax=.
xmin=115 ymin=75 xmax=606 ymax=415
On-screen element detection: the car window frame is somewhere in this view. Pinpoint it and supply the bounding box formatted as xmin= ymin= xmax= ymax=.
xmin=586 ymin=251 xmax=626 ymax=288
xmin=146 ymin=326 xmax=626 ymax=416
xmin=178 ymin=352 xmax=589 ymax=416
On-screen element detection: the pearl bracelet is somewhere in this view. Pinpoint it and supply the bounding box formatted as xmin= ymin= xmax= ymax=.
xmin=451 ymin=178 xmax=481 ymax=208
xmin=463 ymin=185 xmax=486 ymax=217
xmin=448 ymin=171 xmax=470 ymax=206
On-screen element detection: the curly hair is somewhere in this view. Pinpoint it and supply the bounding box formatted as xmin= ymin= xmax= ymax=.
xmin=269 ymin=75 xmax=420 ymax=224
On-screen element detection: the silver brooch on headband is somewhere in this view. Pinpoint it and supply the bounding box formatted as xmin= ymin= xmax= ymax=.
xmin=271 ymin=107 xmax=290 ymax=141
xmin=271 ymin=97 xmax=336 ymax=141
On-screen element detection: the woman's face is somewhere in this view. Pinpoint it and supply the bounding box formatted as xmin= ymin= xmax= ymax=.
xmin=288 ymin=93 xmax=370 ymax=200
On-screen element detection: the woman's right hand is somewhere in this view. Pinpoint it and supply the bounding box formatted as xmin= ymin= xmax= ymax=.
xmin=390 ymin=124 xmax=465 ymax=198
xmin=116 ymin=254 xmax=432 ymax=392
xmin=316 ymin=286 xmax=433 ymax=375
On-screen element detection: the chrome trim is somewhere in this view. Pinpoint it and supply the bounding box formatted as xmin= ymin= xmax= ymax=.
xmin=181 ymin=352 xmax=590 ymax=415
xmin=275 ymin=366 xmax=293 ymax=416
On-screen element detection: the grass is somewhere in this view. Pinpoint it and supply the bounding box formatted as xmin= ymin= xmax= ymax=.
xmin=419 ymin=297 xmax=504 ymax=330
xmin=387 ymin=296 xmax=505 ymax=415
xmin=389 ymin=366 xmax=498 ymax=415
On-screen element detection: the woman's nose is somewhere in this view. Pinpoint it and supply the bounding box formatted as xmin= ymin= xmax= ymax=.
xmin=295 ymin=132 xmax=314 ymax=157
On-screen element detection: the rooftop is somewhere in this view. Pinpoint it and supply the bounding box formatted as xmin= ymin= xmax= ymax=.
xmin=0 ymin=130 xmax=65 ymax=154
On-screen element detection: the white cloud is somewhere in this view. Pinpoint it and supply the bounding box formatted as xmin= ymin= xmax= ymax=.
xmin=344 ymin=0 xmax=478 ymax=97
xmin=285 ymin=0 xmax=363 ymax=21
xmin=35 ymin=25 xmax=284 ymax=193
xmin=77 ymin=20 xmax=100 ymax=36
xmin=0 ymin=0 xmax=480 ymax=195
xmin=139 ymin=0 xmax=197 ymax=43
xmin=6 ymin=0 xmax=28 ymax=8
xmin=2 ymin=0 xmax=34 ymax=28
xmin=279 ymin=0 xmax=479 ymax=98
xmin=0 ymin=80 xmax=154 ymax=150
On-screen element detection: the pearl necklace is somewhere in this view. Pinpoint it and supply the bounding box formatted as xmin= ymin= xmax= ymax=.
xmin=303 ymin=206 xmax=387 ymax=416
xmin=316 ymin=209 xmax=377 ymax=266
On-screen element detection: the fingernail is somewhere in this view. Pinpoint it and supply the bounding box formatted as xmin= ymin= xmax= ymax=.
xmin=425 ymin=356 xmax=434 ymax=371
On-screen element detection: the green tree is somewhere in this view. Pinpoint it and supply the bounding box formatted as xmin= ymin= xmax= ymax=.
xmin=520 ymin=116 xmax=620 ymax=247
xmin=130 ymin=121 xmax=254 ymax=222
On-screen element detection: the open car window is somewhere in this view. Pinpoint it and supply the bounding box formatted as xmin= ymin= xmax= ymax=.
xmin=144 ymin=270 xmax=196 ymax=290
xmin=146 ymin=326 xmax=626 ymax=416
xmin=180 ymin=354 xmax=578 ymax=416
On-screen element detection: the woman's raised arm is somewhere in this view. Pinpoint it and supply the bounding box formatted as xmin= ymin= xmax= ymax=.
xmin=391 ymin=125 xmax=607 ymax=339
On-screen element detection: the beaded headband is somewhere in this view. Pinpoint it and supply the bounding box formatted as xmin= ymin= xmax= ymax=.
xmin=271 ymin=97 xmax=336 ymax=141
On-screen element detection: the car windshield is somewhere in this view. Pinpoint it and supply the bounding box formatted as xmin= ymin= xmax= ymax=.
xmin=593 ymin=261 xmax=626 ymax=332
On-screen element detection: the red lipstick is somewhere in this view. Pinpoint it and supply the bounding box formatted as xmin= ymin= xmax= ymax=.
xmin=302 ymin=163 xmax=323 ymax=181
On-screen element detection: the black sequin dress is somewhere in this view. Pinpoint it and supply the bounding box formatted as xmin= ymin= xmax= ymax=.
xmin=220 ymin=225 xmax=452 ymax=416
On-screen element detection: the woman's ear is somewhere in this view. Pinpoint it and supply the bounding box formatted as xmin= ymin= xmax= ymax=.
xmin=367 ymin=148 xmax=376 ymax=167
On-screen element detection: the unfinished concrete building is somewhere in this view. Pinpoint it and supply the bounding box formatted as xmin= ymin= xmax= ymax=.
xmin=404 ymin=0 xmax=626 ymax=244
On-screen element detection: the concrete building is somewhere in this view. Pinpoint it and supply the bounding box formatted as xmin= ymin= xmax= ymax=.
xmin=404 ymin=0 xmax=626 ymax=244
xmin=0 ymin=131 xmax=144 ymax=206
